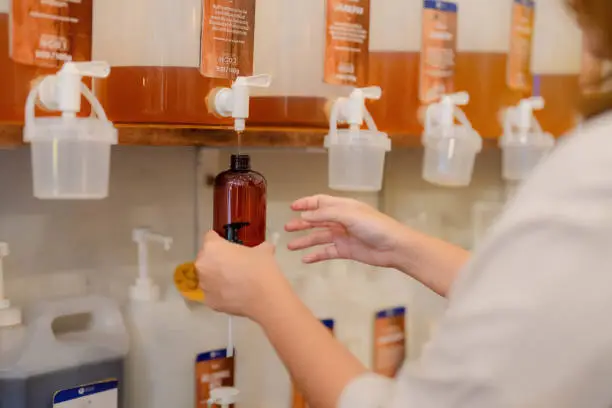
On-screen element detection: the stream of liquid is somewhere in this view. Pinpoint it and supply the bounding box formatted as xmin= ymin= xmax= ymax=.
xmin=236 ymin=130 xmax=243 ymax=156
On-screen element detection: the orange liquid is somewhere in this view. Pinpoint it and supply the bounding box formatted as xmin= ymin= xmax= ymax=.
xmin=0 ymin=13 xmax=93 ymax=123
xmin=1 ymin=12 xmax=580 ymax=137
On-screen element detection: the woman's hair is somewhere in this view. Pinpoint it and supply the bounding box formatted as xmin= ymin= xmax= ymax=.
xmin=567 ymin=0 xmax=612 ymax=118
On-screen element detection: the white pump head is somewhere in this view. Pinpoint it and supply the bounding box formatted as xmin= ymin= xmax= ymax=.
xmin=212 ymin=74 xmax=272 ymax=132
xmin=330 ymin=86 xmax=381 ymax=131
xmin=0 ymin=242 xmax=22 ymax=328
xmin=515 ymin=96 xmax=545 ymax=132
xmin=37 ymin=61 xmax=111 ymax=117
xmin=131 ymin=228 xmax=173 ymax=302
xmin=436 ymin=92 xmax=470 ymax=132
xmin=207 ymin=387 xmax=240 ymax=408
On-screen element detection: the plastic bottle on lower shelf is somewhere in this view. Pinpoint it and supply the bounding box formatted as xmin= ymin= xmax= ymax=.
xmin=124 ymin=228 xmax=228 ymax=408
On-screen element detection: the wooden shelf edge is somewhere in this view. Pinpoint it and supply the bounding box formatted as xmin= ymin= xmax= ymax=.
xmin=0 ymin=124 xmax=502 ymax=149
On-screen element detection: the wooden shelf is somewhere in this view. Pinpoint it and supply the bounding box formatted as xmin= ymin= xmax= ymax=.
xmin=0 ymin=124 xmax=434 ymax=148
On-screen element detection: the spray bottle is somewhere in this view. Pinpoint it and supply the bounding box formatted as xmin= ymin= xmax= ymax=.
xmin=499 ymin=96 xmax=555 ymax=182
xmin=422 ymin=92 xmax=482 ymax=187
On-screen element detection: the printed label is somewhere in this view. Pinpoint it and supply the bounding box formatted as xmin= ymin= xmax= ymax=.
xmin=373 ymin=307 xmax=406 ymax=378
xmin=324 ymin=0 xmax=371 ymax=86
xmin=506 ymin=0 xmax=535 ymax=92
xmin=10 ymin=0 xmax=93 ymax=68
xmin=53 ymin=379 xmax=118 ymax=408
xmin=200 ymin=0 xmax=256 ymax=80
xmin=419 ymin=0 xmax=458 ymax=103
xmin=196 ymin=349 xmax=236 ymax=408
xmin=292 ymin=319 xmax=335 ymax=408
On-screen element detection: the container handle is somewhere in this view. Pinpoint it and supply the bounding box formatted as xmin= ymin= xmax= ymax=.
xmin=25 ymin=295 xmax=126 ymax=347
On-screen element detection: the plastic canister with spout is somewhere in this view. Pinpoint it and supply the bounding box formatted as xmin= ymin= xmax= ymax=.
xmin=499 ymin=96 xmax=555 ymax=181
xmin=422 ymin=92 xmax=482 ymax=187
xmin=325 ymin=86 xmax=392 ymax=192
xmin=125 ymin=227 xmax=228 ymax=408
xmin=0 ymin=295 xmax=129 ymax=408
xmin=23 ymin=62 xmax=118 ymax=199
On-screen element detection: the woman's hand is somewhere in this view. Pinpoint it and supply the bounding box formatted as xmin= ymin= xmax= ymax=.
xmin=285 ymin=195 xmax=413 ymax=269
xmin=195 ymin=231 xmax=290 ymax=322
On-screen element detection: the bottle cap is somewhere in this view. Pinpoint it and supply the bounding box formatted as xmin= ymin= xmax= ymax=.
xmin=230 ymin=155 xmax=251 ymax=171
xmin=174 ymin=262 xmax=206 ymax=303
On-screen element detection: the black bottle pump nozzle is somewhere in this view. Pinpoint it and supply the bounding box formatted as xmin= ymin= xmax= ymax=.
xmin=223 ymin=222 xmax=250 ymax=245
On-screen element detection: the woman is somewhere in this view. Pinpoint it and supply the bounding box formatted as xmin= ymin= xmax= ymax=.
xmin=196 ymin=1 xmax=612 ymax=407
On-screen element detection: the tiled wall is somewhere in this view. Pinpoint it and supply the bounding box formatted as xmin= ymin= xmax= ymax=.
xmin=0 ymin=145 xmax=506 ymax=356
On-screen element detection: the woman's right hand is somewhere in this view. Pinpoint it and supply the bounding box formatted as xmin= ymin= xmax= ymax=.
xmin=285 ymin=195 xmax=413 ymax=269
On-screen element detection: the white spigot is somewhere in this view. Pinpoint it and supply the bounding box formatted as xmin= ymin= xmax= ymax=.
xmin=0 ymin=243 xmax=22 ymax=328
xmin=331 ymin=86 xmax=381 ymax=131
xmin=516 ymin=96 xmax=545 ymax=132
xmin=131 ymin=228 xmax=173 ymax=302
xmin=212 ymin=74 xmax=272 ymax=132
xmin=425 ymin=92 xmax=471 ymax=137
xmin=37 ymin=61 xmax=111 ymax=118
xmin=207 ymin=387 xmax=240 ymax=408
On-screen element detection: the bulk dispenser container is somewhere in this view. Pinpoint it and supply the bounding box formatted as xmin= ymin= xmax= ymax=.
xmin=0 ymin=0 xmax=93 ymax=124
xmin=92 ymin=0 xmax=231 ymax=124
xmin=0 ymin=295 xmax=129 ymax=408
xmin=422 ymin=92 xmax=482 ymax=187
xmin=531 ymin=0 xmax=583 ymax=135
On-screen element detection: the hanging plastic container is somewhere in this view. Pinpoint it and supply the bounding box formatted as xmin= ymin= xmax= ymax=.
xmin=422 ymin=92 xmax=482 ymax=187
xmin=23 ymin=62 xmax=117 ymax=199
xmin=500 ymin=96 xmax=554 ymax=181
xmin=0 ymin=295 xmax=128 ymax=408
xmin=325 ymin=86 xmax=391 ymax=192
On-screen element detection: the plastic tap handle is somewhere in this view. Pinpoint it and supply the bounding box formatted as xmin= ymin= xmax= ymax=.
xmin=351 ymin=86 xmax=382 ymax=101
xmin=444 ymin=92 xmax=469 ymax=106
xmin=235 ymin=74 xmax=272 ymax=88
xmin=521 ymin=96 xmax=545 ymax=111
xmin=59 ymin=61 xmax=111 ymax=79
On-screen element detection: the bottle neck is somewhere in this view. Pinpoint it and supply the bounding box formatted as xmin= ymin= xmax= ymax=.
xmin=230 ymin=155 xmax=251 ymax=171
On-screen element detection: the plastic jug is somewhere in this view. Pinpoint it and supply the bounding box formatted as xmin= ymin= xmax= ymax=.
xmin=0 ymin=295 xmax=129 ymax=408
xmin=422 ymin=92 xmax=482 ymax=187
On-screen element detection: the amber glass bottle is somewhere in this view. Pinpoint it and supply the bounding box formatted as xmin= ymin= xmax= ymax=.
xmin=213 ymin=155 xmax=267 ymax=247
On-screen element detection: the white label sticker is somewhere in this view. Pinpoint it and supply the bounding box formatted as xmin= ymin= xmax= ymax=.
xmin=53 ymin=380 xmax=118 ymax=408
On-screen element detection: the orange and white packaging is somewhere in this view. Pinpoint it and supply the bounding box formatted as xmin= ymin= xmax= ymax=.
xmin=195 ymin=348 xmax=236 ymax=408
xmin=10 ymin=0 xmax=93 ymax=68
xmin=200 ymin=0 xmax=257 ymax=80
xmin=506 ymin=0 xmax=535 ymax=92
xmin=419 ymin=0 xmax=458 ymax=104
xmin=373 ymin=307 xmax=406 ymax=378
xmin=291 ymin=319 xmax=335 ymax=408
xmin=324 ymin=0 xmax=371 ymax=86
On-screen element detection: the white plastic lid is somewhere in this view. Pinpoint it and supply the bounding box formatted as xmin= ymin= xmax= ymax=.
xmin=324 ymin=129 xmax=391 ymax=151
xmin=25 ymin=117 xmax=118 ymax=144
xmin=0 ymin=307 xmax=22 ymax=328
xmin=422 ymin=124 xmax=483 ymax=152
xmin=208 ymin=387 xmax=240 ymax=407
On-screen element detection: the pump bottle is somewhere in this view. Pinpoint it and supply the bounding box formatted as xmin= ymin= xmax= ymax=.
xmin=213 ymin=154 xmax=267 ymax=247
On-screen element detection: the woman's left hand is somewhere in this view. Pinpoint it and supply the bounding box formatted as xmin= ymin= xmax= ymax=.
xmin=195 ymin=230 xmax=288 ymax=322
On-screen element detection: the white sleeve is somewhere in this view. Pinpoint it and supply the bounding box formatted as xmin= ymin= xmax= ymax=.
xmin=341 ymin=216 xmax=612 ymax=408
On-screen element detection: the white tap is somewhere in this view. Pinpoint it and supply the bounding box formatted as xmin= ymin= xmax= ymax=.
xmin=212 ymin=74 xmax=272 ymax=132
xmin=131 ymin=228 xmax=173 ymax=302
xmin=424 ymin=92 xmax=471 ymax=137
xmin=329 ymin=86 xmax=381 ymax=131
xmin=37 ymin=61 xmax=111 ymax=118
